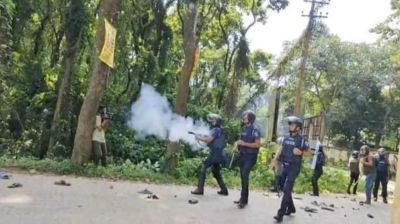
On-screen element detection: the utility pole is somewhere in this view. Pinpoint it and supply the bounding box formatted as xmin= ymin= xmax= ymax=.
xmin=293 ymin=0 xmax=330 ymax=116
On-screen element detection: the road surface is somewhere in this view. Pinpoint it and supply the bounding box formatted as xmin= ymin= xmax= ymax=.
xmin=0 ymin=170 xmax=392 ymax=224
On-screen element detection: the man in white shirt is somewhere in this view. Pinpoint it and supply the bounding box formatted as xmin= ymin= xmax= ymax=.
xmin=92 ymin=105 xmax=111 ymax=166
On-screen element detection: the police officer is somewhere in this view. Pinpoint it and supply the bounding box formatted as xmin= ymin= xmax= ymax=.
xmin=347 ymin=150 xmax=360 ymax=194
xmin=234 ymin=110 xmax=261 ymax=209
xmin=271 ymin=116 xmax=311 ymax=223
xmin=311 ymin=144 xmax=325 ymax=196
xmin=191 ymin=113 xmax=228 ymax=196
xmin=373 ymin=148 xmax=389 ymax=203
xmin=270 ymin=137 xmax=284 ymax=193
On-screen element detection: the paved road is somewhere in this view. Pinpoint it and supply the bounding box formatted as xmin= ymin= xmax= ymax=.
xmin=0 ymin=171 xmax=392 ymax=224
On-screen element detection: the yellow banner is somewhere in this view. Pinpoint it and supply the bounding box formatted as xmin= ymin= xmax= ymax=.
xmin=98 ymin=18 xmax=117 ymax=68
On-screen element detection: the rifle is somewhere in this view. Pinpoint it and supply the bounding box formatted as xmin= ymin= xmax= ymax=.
xmin=188 ymin=131 xmax=207 ymax=147
xmin=228 ymin=142 xmax=238 ymax=169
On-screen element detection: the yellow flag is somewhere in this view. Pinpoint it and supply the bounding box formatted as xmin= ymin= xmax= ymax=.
xmin=98 ymin=18 xmax=117 ymax=68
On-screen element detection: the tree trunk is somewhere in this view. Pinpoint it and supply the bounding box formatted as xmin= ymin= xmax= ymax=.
xmin=48 ymin=0 xmax=86 ymax=157
xmin=165 ymin=0 xmax=200 ymax=171
xmin=71 ymin=0 xmax=120 ymax=165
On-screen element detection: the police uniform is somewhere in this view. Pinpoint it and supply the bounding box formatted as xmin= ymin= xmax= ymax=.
xmin=238 ymin=125 xmax=261 ymax=204
xmin=276 ymin=133 xmax=308 ymax=218
xmin=196 ymin=126 xmax=228 ymax=193
xmin=373 ymin=155 xmax=389 ymax=201
xmin=311 ymin=147 xmax=324 ymax=196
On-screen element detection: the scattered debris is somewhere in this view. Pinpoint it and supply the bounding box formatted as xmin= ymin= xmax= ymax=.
xmin=302 ymin=206 xmax=318 ymax=213
xmin=321 ymin=207 xmax=335 ymax=212
xmin=77 ymin=205 xmax=82 ymax=208
xmin=109 ymin=185 xmax=114 ymax=190
xmin=367 ymin=214 xmax=374 ymax=219
xmin=329 ymin=204 xmax=335 ymax=208
xmin=188 ymin=199 xmax=198 ymax=204
xmin=147 ymin=194 xmax=159 ymax=200
xmin=311 ymin=201 xmax=320 ymax=207
xmin=54 ymin=180 xmax=71 ymax=186
xmin=8 ymin=183 xmax=22 ymax=188
xmin=341 ymin=206 xmax=344 ymax=209
xmin=344 ymin=214 xmax=347 ymax=218
xmin=294 ymin=197 xmax=303 ymax=200
xmin=174 ymin=195 xmax=177 ymax=198
xmin=138 ymin=188 xmax=153 ymax=195
xmin=0 ymin=172 xmax=10 ymax=179
xmin=351 ymin=198 xmax=356 ymax=202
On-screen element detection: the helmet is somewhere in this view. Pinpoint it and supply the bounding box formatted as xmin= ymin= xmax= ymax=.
xmin=207 ymin=113 xmax=222 ymax=126
xmin=241 ymin=110 xmax=256 ymax=124
xmin=286 ymin=116 xmax=303 ymax=129
xmin=352 ymin=150 xmax=359 ymax=158
xmin=377 ymin=148 xmax=386 ymax=156
xmin=360 ymin=145 xmax=370 ymax=155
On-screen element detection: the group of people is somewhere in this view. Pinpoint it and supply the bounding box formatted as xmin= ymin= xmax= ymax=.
xmin=347 ymin=145 xmax=390 ymax=204
xmin=190 ymin=111 xmax=310 ymax=223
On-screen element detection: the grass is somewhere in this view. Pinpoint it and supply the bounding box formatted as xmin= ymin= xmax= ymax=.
xmin=0 ymin=153 xmax=355 ymax=194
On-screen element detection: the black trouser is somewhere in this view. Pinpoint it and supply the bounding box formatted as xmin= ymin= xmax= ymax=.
xmin=347 ymin=172 xmax=359 ymax=194
xmin=311 ymin=166 xmax=323 ymax=196
xmin=277 ymin=162 xmax=301 ymax=217
xmin=93 ymin=141 xmax=107 ymax=166
xmin=239 ymin=152 xmax=258 ymax=203
xmin=197 ymin=158 xmax=227 ymax=192
xmin=373 ymin=172 xmax=388 ymax=199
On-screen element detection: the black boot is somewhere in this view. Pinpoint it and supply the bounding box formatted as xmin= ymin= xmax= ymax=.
xmin=273 ymin=215 xmax=283 ymax=223
xmin=191 ymin=188 xmax=204 ymax=195
xmin=383 ymin=198 xmax=388 ymax=204
xmin=217 ymin=189 xmax=228 ymax=196
xmin=237 ymin=201 xmax=247 ymax=209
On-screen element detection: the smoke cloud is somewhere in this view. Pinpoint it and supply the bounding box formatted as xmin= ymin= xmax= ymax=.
xmin=128 ymin=84 xmax=210 ymax=149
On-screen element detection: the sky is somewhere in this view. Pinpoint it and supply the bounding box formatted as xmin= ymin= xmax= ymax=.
xmin=246 ymin=0 xmax=393 ymax=56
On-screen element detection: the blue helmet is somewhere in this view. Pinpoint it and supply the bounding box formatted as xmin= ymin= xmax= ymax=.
xmin=207 ymin=113 xmax=222 ymax=126
xmin=286 ymin=116 xmax=303 ymax=128
xmin=241 ymin=110 xmax=256 ymax=124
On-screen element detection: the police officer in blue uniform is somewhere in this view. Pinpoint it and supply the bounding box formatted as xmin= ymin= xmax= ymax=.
xmin=234 ymin=110 xmax=261 ymax=209
xmin=373 ymin=148 xmax=390 ymax=203
xmin=271 ymin=116 xmax=311 ymax=223
xmin=191 ymin=113 xmax=229 ymax=196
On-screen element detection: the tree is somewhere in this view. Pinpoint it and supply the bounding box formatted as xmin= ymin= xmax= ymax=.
xmin=71 ymin=0 xmax=121 ymax=165
xmin=47 ymin=0 xmax=87 ymax=157
xmin=165 ymin=0 xmax=201 ymax=170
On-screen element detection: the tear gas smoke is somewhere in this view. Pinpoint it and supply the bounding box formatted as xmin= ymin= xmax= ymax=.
xmin=128 ymin=84 xmax=210 ymax=149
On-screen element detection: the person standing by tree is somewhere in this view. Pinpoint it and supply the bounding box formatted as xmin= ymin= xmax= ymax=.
xmin=347 ymin=150 xmax=360 ymax=195
xmin=234 ymin=110 xmax=261 ymax=209
xmin=310 ymin=144 xmax=325 ymax=196
xmin=373 ymin=148 xmax=390 ymax=203
xmin=92 ymin=105 xmax=111 ymax=167
xmin=360 ymin=145 xmax=376 ymax=204
xmin=271 ymin=116 xmax=311 ymax=223
xmin=191 ymin=113 xmax=229 ymax=196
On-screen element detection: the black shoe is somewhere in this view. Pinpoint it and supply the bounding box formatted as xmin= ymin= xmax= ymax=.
xmin=373 ymin=197 xmax=377 ymax=202
xmin=273 ymin=215 xmax=283 ymax=223
xmin=285 ymin=209 xmax=296 ymax=216
xmin=237 ymin=201 xmax=247 ymax=209
xmin=217 ymin=190 xmax=229 ymax=196
xmin=347 ymin=189 xmax=351 ymax=194
xmin=234 ymin=199 xmax=241 ymax=204
xmin=383 ymin=198 xmax=388 ymax=204
xmin=190 ymin=189 xmax=204 ymax=195
xmin=309 ymin=193 xmax=319 ymax=197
